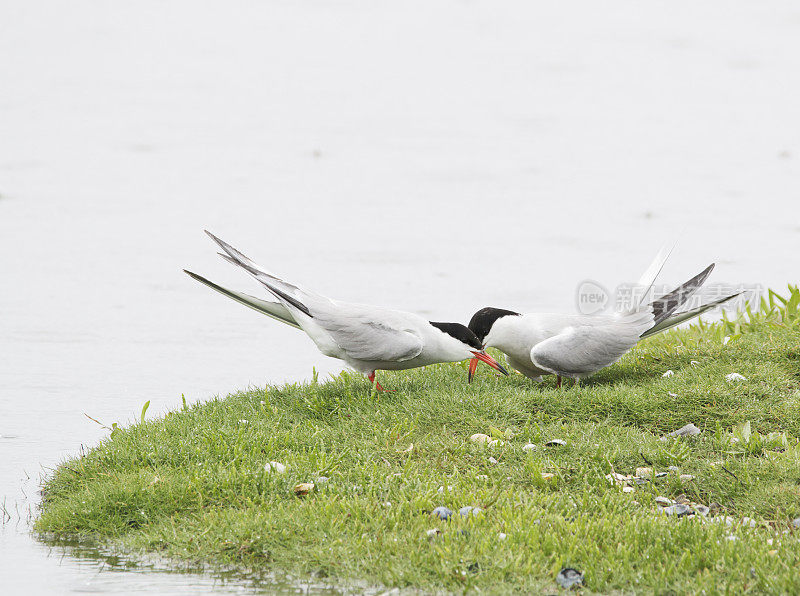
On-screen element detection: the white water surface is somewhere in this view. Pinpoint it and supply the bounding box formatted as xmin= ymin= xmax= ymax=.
xmin=1 ymin=1 xmax=799 ymax=593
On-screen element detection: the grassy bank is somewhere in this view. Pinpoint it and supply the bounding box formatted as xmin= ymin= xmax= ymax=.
xmin=37 ymin=289 xmax=800 ymax=593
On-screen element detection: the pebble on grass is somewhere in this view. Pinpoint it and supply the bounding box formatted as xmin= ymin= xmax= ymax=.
xmin=540 ymin=473 xmax=556 ymax=481
xmin=680 ymin=474 xmax=695 ymax=483
xmin=556 ymin=567 xmax=584 ymax=590
xmin=661 ymin=504 xmax=692 ymax=517
xmin=660 ymin=423 xmax=701 ymax=441
xmin=725 ymin=373 xmax=748 ymax=382
xmin=635 ymin=467 xmax=653 ymax=478
xmin=266 ymin=461 xmax=287 ymax=474
xmin=662 ymin=370 xmax=674 ymax=377
xmin=488 ymin=456 xmax=499 ymax=465
xmin=522 ymin=443 xmax=537 ymax=452
xmin=293 ymin=482 xmax=314 ymax=496
xmin=426 ymin=528 xmax=441 ymax=538
xmin=470 ymin=433 xmax=491 ymax=444
xmin=545 ymin=439 xmax=566 ymax=447
xmin=431 ymin=506 xmax=453 ymax=520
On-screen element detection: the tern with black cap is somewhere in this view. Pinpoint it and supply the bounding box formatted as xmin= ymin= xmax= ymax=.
xmin=185 ymin=231 xmax=508 ymax=391
xmin=466 ymin=246 xmax=739 ymax=386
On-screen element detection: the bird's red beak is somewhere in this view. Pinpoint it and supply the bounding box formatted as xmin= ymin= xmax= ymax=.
xmin=469 ymin=350 xmax=508 ymax=383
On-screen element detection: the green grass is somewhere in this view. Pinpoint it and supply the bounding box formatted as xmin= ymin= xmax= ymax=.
xmin=37 ymin=288 xmax=800 ymax=593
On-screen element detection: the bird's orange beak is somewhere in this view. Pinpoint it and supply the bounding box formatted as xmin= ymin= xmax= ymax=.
xmin=468 ymin=350 xmax=508 ymax=383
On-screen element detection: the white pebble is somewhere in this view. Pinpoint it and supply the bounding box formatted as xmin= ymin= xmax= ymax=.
xmin=488 ymin=456 xmax=498 ymax=465
xmin=266 ymin=461 xmax=286 ymax=474
xmin=470 ymin=433 xmax=491 ymax=444
xmin=622 ymin=486 xmax=635 ymax=493
xmin=498 ymin=532 xmax=507 ymax=540
xmin=662 ymin=370 xmax=674 ymax=378
xmin=522 ymin=443 xmax=537 ymax=452
xmin=725 ymin=373 xmax=747 ymax=382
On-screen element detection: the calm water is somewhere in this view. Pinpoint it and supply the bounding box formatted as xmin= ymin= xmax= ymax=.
xmin=1 ymin=1 xmax=799 ymax=592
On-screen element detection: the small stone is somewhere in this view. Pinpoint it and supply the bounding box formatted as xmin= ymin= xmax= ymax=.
xmin=662 ymin=504 xmax=692 ymax=517
xmin=488 ymin=456 xmax=499 ymax=465
xmin=541 ymin=473 xmax=556 ymax=480
xmin=545 ymin=439 xmax=566 ymax=447
xmin=522 ymin=443 xmax=537 ymax=452
xmin=383 ymin=501 xmax=392 ymax=508
xmin=680 ymin=474 xmax=695 ymax=483
xmin=556 ymin=567 xmax=584 ymax=590
xmin=633 ymin=477 xmax=650 ymax=485
xmin=498 ymin=532 xmax=507 ymax=540
xmin=694 ymin=505 xmax=710 ymax=516
xmin=293 ymin=482 xmax=314 ymax=496
xmin=622 ymin=486 xmax=635 ymax=493
xmin=668 ymin=466 xmax=680 ymax=473
xmin=662 ymin=370 xmax=674 ymax=377
xmin=459 ymin=506 xmax=483 ymax=518
xmin=713 ymin=516 xmax=735 ymax=526
xmin=487 ymin=439 xmax=505 ymax=448
xmin=470 ymin=433 xmax=491 ymax=444
xmin=674 ymin=494 xmax=690 ymax=505
xmin=431 ymin=506 xmax=453 ymax=520
xmin=725 ymin=373 xmax=747 ymax=382
xmin=635 ymin=467 xmax=653 ymax=478
xmin=661 ymin=423 xmax=701 ymax=441
xmin=426 ymin=528 xmax=440 ymax=538
xmin=606 ymin=472 xmax=631 ymax=485
xmin=266 ymin=461 xmax=287 ymax=474
xmin=655 ymin=496 xmax=674 ymax=506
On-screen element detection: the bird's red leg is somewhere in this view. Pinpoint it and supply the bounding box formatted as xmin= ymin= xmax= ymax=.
xmin=368 ymin=371 xmax=394 ymax=392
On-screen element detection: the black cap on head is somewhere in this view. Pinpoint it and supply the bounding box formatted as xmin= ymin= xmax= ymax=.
xmin=429 ymin=321 xmax=483 ymax=350
xmin=468 ymin=307 xmax=520 ymax=343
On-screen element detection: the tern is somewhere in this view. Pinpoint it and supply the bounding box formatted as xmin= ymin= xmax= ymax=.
xmin=466 ymin=247 xmax=739 ymax=386
xmin=185 ymin=231 xmax=508 ymax=391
